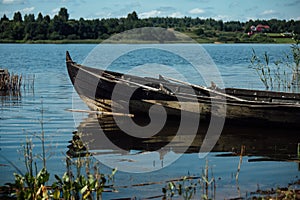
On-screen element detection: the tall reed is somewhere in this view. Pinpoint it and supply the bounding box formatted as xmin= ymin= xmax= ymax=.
xmin=250 ymin=41 xmax=300 ymax=92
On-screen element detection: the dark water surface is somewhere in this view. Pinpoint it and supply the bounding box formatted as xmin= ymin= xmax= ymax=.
xmin=0 ymin=43 xmax=299 ymax=199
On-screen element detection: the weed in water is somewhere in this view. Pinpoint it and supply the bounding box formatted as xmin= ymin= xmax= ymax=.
xmin=250 ymin=40 xmax=300 ymax=92
xmin=162 ymin=159 xmax=216 ymax=200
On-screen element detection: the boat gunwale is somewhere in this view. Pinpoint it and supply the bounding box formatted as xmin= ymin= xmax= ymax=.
xmin=68 ymin=61 xmax=300 ymax=108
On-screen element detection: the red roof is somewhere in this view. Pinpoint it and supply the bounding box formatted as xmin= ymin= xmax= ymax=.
xmin=256 ymin=24 xmax=270 ymax=29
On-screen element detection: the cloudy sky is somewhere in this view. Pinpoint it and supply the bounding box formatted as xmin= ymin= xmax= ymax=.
xmin=1 ymin=0 xmax=299 ymax=21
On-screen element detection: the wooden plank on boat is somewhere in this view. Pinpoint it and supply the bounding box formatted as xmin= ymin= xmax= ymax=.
xmin=162 ymin=75 xmax=248 ymax=102
xmin=66 ymin=109 xmax=134 ymax=117
xmin=76 ymin=65 xmax=164 ymax=93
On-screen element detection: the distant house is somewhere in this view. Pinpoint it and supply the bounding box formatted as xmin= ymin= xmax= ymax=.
xmin=256 ymin=24 xmax=270 ymax=32
xmin=248 ymin=24 xmax=270 ymax=36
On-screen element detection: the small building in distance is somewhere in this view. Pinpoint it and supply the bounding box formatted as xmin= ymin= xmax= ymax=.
xmin=248 ymin=24 xmax=270 ymax=36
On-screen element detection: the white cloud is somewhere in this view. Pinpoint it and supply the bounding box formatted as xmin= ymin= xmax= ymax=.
xmin=10 ymin=7 xmax=35 ymax=17
xmin=260 ymin=10 xmax=278 ymax=16
xmin=21 ymin=6 xmax=34 ymax=13
xmin=169 ymin=12 xmax=183 ymax=18
xmin=198 ymin=15 xmax=232 ymax=22
xmin=139 ymin=10 xmax=161 ymax=18
xmin=213 ymin=15 xmax=231 ymax=21
xmin=189 ymin=8 xmax=205 ymax=14
xmin=52 ymin=7 xmax=60 ymax=14
xmin=2 ymin=0 xmax=24 ymax=4
xmin=0 ymin=10 xmax=11 ymax=17
xmin=94 ymin=11 xmax=112 ymax=19
xmin=258 ymin=9 xmax=281 ymax=19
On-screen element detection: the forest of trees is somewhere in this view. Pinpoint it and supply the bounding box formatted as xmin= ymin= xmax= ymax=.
xmin=0 ymin=8 xmax=300 ymax=42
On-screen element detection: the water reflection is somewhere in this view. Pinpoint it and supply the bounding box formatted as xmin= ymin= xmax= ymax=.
xmin=70 ymin=113 xmax=299 ymax=165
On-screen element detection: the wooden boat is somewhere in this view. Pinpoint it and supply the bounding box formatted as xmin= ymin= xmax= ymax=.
xmin=66 ymin=51 xmax=300 ymax=127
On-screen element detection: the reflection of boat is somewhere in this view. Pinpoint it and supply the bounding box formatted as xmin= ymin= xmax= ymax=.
xmin=66 ymin=51 xmax=300 ymax=126
xmin=76 ymin=114 xmax=299 ymax=161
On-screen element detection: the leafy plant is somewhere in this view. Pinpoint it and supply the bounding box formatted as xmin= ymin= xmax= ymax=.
xmin=7 ymin=139 xmax=50 ymax=200
xmin=162 ymin=160 xmax=216 ymax=200
xmin=52 ymin=155 xmax=117 ymax=200
xmin=162 ymin=177 xmax=197 ymax=200
xmin=4 ymin=102 xmax=116 ymax=199
xmin=250 ymin=41 xmax=300 ymax=92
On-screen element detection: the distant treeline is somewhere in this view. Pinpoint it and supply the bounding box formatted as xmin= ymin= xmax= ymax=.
xmin=0 ymin=7 xmax=299 ymax=41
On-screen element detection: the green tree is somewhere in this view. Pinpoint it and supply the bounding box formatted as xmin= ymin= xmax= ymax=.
xmin=58 ymin=7 xmax=69 ymax=21
xmin=194 ymin=28 xmax=204 ymax=36
xmin=35 ymin=20 xmax=49 ymax=40
xmin=24 ymin=13 xmax=35 ymax=23
xmin=295 ymin=21 xmax=300 ymax=34
xmin=12 ymin=22 xmax=25 ymax=40
xmin=217 ymin=20 xmax=224 ymax=31
xmin=37 ymin=12 xmax=43 ymax=22
xmin=13 ymin=11 xmax=22 ymax=22
xmin=51 ymin=15 xmax=70 ymax=38
xmin=0 ymin=14 xmax=9 ymax=22
xmin=127 ymin=11 xmax=138 ymax=21
xmin=43 ymin=15 xmax=50 ymax=23
xmin=0 ymin=20 xmax=12 ymax=39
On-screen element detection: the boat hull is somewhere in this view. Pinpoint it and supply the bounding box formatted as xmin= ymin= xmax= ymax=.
xmin=66 ymin=51 xmax=300 ymax=127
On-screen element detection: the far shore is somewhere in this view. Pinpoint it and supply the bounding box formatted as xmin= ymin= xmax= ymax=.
xmin=0 ymin=38 xmax=296 ymax=44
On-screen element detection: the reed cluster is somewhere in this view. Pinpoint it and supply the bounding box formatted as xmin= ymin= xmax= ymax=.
xmin=250 ymin=41 xmax=300 ymax=92
xmin=0 ymin=69 xmax=22 ymax=92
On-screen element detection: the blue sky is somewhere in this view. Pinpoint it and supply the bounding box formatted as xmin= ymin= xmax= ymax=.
xmin=0 ymin=0 xmax=299 ymax=21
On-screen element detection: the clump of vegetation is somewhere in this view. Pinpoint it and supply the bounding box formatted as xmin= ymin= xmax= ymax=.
xmin=0 ymin=69 xmax=22 ymax=92
xmin=249 ymin=179 xmax=300 ymax=200
xmin=250 ymin=40 xmax=300 ymax=91
xmin=162 ymin=176 xmax=198 ymax=200
xmin=52 ymin=156 xmax=116 ymax=200
xmin=2 ymin=103 xmax=116 ymax=200
xmin=0 ymin=69 xmax=35 ymax=98
xmin=162 ymin=160 xmax=216 ymax=200
xmin=6 ymin=139 xmax=50 ymax=200
xmin=5 ymin=139 xmax=116 ymax=200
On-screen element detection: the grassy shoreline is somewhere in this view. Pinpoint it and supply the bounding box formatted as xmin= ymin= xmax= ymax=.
xmin=0 ymin=35 xmax=296 ymax=44
xmin=0 ymin=39 xmax=104 ymax=44
xmin=0 ymin=40 xmax=295 ymax=44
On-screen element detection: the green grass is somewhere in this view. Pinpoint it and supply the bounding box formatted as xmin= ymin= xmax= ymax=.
xmin=0 ymin=39 xmax=104 ymax=44
xmin=272 ymin=37 xmax=295 ymax=43
xmin=0 ymin=32 xmax=296 ymax=44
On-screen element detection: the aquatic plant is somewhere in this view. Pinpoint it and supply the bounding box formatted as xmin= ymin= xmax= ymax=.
xmin=162 ymin=176 xmax=198 ymax=200
xmin=3 ymin=102 xmax=116 ymax=200
xmin=250 ymin=40 xmax=300 ymax=92
xmin=200 ymin=160 xmax=216 ymax=200
xmin=4 ymin=101 xmax=50 ymax=200
xmin=249 ymin=179 xmax=300 ymax=199
xmin=162 ymin=160 xmax=216 ymax=200
xmin=5 ymin=138 xmax=116 ymax=200
xmin=52 ymin=155 xmax=117 ymax=200
xmin=0 ymin=69 xmax=22 ymax=92
xmin=5 ymin=139 xmax=50 ymax=200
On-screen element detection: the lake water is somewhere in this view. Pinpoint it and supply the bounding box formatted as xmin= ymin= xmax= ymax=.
xmin=0 ymin=43 xmax=299 ymax=199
